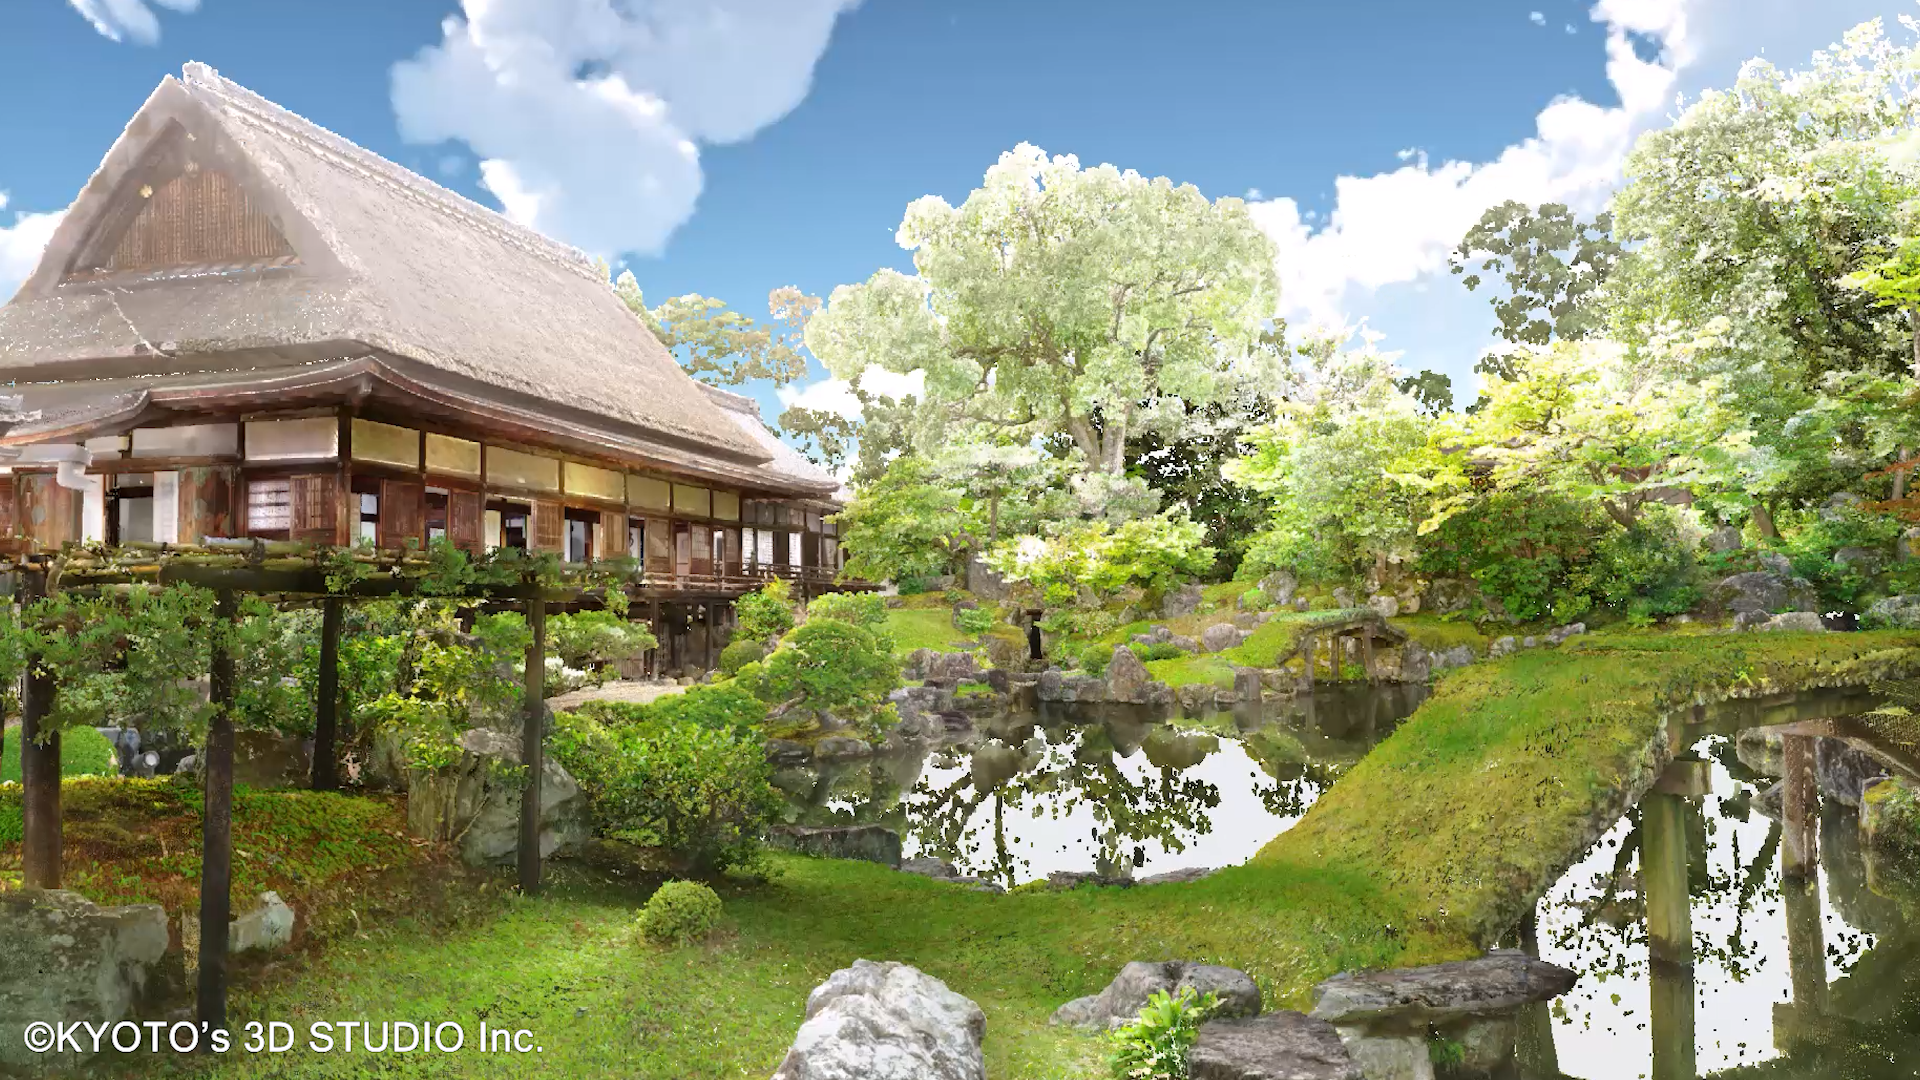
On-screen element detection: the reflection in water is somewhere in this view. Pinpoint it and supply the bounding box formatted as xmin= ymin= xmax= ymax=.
xmin=776 ymin=684 xmax=1426 ymax=887
xmin=1535 ymin=735 xmax=1920 ymax=1079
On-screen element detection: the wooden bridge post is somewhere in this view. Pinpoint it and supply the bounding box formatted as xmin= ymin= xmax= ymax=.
xmin=309 ymin=595 xmax=344 ymax=790
xmin=1360 ymin=629 xmax=1376 ymax=684
xmin=1781 ymin=734 xmax=1818 ymax=878
xmin=19 ymin=562 xmax=62 ymax=890
xmin=1782 ymin=869 xmax=1828 ymax=1018
xmin=197 ymin=590 xmax=239 ymax=1033
xmin=1298 ymin=634 xmax=1314 ymax=691
xmin=1643 ymin=786 xmax=1696 ymax=1080
xmin=518 ymin=595 xmax=547 ymax=895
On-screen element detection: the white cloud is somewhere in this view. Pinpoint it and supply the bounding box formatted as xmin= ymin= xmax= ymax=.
xmin=778 ymin=367 xmax=925 ymax=421
xmin=1530 ymin=11 xmax=1548 ymax=25
xmin=391 ymin=0 xmax=862 ymax=258
xmin=66 ymin=0 xmax=198 ymax=44
xmin=1249 ymin=0 xmax=1699 ymax=331
xmin=0 ymin=195 xmax=66 ymax=304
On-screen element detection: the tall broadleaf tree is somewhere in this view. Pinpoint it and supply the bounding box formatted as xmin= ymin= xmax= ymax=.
xmin=804 ymin=144 xmax=1282 ymax=485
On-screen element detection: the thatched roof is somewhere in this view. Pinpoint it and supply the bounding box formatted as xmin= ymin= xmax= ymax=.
xmin=0 ymin=62 xmax=773 ymax=472
xmin=699 ymin=384 xmax=844 ymax=505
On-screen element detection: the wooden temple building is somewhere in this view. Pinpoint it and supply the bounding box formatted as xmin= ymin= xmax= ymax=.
xmin=0 ymin=62 xmax=857 ymax=673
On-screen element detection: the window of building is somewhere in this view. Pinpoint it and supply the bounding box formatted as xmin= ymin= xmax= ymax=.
xmin=247 ymin=479 xmax=292 ymax=539
xmin=108 ymin=475 xmax=156 ymax=546
xmin=425 ymin=489 xmax=449 ymax=542
xmin=487 ymin=500 xmax=530 ymax=551
xmin=627 ymin=517 xmax=645 ymax=559
xmin=788 ymin=531 xmax=802 ymax=567
xmin=565 ymin=508 xmax=598 ymax=563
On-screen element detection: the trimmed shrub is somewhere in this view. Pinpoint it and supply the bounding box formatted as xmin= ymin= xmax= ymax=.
xmin=744 ymin=618 xmax=901 ymax=733
xmin=718 ymin=637 xmax=769 ymax=678
xmin=643 ymin=683 xmax=766 ymax=737
xmin=0 ymin=725 xmax=118 ymax=783
xmin=638 ymin=880 xmax=723 ymax=946
xmin=735 ymin=579 xmax=796 ymax=643
xmin=806 ymin=591 xmax=888 ymax=629
xmin=955 ymin=606 xmax=995 ymax=636
xmin=1080 ymin=642 xmax=1116 ymax=677
xmin=1238 ymin=587 xmax=1267 ymax=611
xmin=551 ymin=711 xmax=780 ymax=873
xmin=547 ymin=610 xmax=658 ymax=670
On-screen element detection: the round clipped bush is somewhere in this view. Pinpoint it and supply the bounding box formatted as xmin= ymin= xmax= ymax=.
xmin=639 ymin=880 xmax=723 ymax=946
xmin=718 ymin=637 xmax=770 ymax=678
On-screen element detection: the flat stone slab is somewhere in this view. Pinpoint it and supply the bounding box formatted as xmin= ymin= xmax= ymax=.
xmin=1189 ymin=1011 xmax=1362 ymax=1079
xmin=1309 ymin=950 xmax=1576 ymax=1026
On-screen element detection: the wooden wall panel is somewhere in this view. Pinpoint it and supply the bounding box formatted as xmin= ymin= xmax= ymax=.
xmin=18 ymin=473 xmax=81 ymax=549
xmin=530 ymin=500 xmax=564 ymax=554
xmin=178 ymin=467 xmax=233 ymax=544
xmin=447 ymin=492 xmax=483 ymax=554
xmin=290 ymin=474 xmax=339 ymax=546
xmin=378 ymin=480 xmax=425 ymax=550
xmin=0 ymin=476 xmax=16 ymax=539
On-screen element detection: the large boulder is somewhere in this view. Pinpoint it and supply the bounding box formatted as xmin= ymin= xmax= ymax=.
xmin=1710 ymin=571 xmax=1818 ymax=616
xmin=1756 ymin=611 xmax=1826 ymax=633
xmin=922 ymin=651 xmax=982 ymax=684
xmin=1105 ymin=647 xmax=1170 ymax=706
xmin=1545 ymin=622 xmax=1586 ymax=646
xmin=965 ymin=554 xmax=1010 ymax=603
xmin=1424 ymin=578 xmax=1479 ymax=616
xmin=1259 ymin=571 xmax=1299 ymax=607
xmin=768 ymin=825 xmax=903 ymax=868
xmin=406 ymin=727 xmax=591 ymax=867
xmin=886 ymin=686 xmax=945 ymax=742
xmin=230 ymin=891 xmax=295 ymax=953
xmin=1706 ymin=524 xmax=1743 ymax=553
xmin=1201 ymin=623 xmax=1246 ymax=654
xmin=1817 ymin=740 xmax=1891 ymax=810
xmin=1367 ymin=594 xmax=1400 ymax=619
xmin=1310 ymin=950 xmax=1576 ymax=1027
xmin=1834 ymin=546 xmax=1887 ymax=575
xmin=0 ymin=891 xmax=171 ymax=1071
xmin=1051 ymin=960 xmax=1261 ymax=1030
xmin=1161 ymin=584 xmax=1205 ymax=618
xmin=1189 ymin=1011 xmax=1362 ymax=1080
xmin=772 ymin=960 xmax=985 ymax=1080
xmin=1864 ymin=595 xmax=1920 ymax=630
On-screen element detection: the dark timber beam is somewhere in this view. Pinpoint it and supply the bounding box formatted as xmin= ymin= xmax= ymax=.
xmin=1781 ymin=734 xmax=1819 ymax=878
xmin=197 ymin=590 xmax=239 ymax=1034
xmin=309 ymin=596 xmax=344 ymax=790
xmin=19 ymin=564 xmax=61 ymax=890
xmin=518 ymin=595 xmax=547 ymax=895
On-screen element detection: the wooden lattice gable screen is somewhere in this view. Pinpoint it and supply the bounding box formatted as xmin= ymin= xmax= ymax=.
xmin=64 ymin=121 xmax=297 ymax=282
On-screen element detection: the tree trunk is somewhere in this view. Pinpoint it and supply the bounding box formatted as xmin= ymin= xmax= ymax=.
xmin=197 ymin=590 xmax=239 ymax=1034
xmin=1601 ymin=496 xmax=1640 ymax=530
xmin=989 ymin=491 xmax=1000 ymax=546
xmin=1895 ymin=447 xmax=1911 ymax=504
xmin=309 ymin=596 xmax=344 ymax=790
xmin=20 ymin=564 xmax=60 ymax=891
xmin=518 ymin=597 xmax=547 ymax=895
xmin=1752 ymin=501 xmax=1779 ymax=541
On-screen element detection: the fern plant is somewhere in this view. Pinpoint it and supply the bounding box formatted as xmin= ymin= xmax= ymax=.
xmin=1108 ymin=988 xmax=1217 ymax=1080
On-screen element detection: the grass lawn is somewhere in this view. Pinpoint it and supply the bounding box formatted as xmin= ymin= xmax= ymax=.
xmin=884 ymin=606 xmax=977 ymax=653
xmin=1143 ymin=608 xmax=1378 ymax=688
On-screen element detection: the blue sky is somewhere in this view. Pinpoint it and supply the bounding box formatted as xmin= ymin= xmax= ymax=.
xmin=1 ymin=0 xmax=1913 ymax=428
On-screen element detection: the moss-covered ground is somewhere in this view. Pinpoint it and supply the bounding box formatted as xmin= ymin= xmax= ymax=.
xmin=1143 ymin=608 xmax=1382 ymax=688
xmin=34 ymin=628 xmax=1920 ymax=1079
xmin=883 ymin=605 xmax=977 ymax=653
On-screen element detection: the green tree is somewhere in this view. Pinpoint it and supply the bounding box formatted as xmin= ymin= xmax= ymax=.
xmin=805 ymin=144 xmax=1281 ymax=480
xmin=614 ymin=274 xmax=819 ymax=388
xmin=834 ymin=457 xmax=970 ymax=585
xmin=1450 ymin=200 xmax=1624 ymax=349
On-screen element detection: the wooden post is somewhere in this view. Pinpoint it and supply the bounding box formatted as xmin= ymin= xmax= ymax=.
xmin=518 ymin=596 xmax=547 ymax=895
xmin=197 ymin=590 xmax=239 ymax=1033
xmin=1299 ymin=635 xmax=1315 ymax=691
xmin=1781 ymin=871 xmax=1828 ymax=1016
xmin=702 ymin=601 xmax=716 ymax=672
xmin=1648 ymin=952 xmax=1697 ymax=1080
xmin=309 ymin=596 xmax=344 ymax=790
xmin=19 ymin=563 xmax=61 ymax=890
xmin=648 ymin=596 xmax=662 ymax=677
xmin=1782 ymin=734 xmax=1818 ymax=878
xmin=1642 ymin=791 xmax=1692 ymax=966
xmin=1360 ymin=630 xmax=1376 ymax=684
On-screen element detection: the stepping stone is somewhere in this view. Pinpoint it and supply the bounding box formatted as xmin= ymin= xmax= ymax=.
xmin=1309 ymin=949 xmax=1576 ymax=1025
xmin=1189 ymin=1010 xmax=1361 ymax=1079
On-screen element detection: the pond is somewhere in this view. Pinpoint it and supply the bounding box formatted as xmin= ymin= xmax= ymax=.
xmin=772 ymin=682 xmax=1428 ymax=887
xmin=1528 ymin=730 xmax=1920 ymax=1079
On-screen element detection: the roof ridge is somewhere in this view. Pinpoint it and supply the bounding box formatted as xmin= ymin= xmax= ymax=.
xmin=178 ymin=62 xmax=603 ymax=284
xmin=697 ymin=382 xmax=763 ymax=416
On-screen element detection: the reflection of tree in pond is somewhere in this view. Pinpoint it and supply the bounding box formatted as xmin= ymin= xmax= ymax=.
xmin=772 ymin=753 xmax=921 ymax=831
xmin=903 ymin=721 xmax=1222 ymax=887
